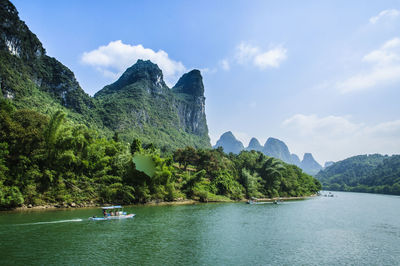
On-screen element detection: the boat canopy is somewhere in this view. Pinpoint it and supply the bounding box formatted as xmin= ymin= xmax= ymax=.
xmin=101 ymin=206 xmax=123 ymax=209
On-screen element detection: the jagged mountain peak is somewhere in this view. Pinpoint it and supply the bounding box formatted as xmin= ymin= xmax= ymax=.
xmin=94 ymin=59 xmax=167 ymax=97
xmin=173 ymin=69 xmax=204 ymax=96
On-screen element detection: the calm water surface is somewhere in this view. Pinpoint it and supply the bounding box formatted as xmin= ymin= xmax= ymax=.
xmin=0 ymin=191 xmax=399 ymax=265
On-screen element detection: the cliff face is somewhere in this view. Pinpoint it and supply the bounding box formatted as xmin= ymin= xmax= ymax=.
xmin=0 ymin=0 xmax=210 ymax=150
xmin=172 ymin=70 xmax=208 ymax=136
xmin=214 ymin=131 xmax=244 ymax=154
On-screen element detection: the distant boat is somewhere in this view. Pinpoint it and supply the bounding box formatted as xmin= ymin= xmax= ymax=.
xmin=273 ymin=199 xmax=282 ymax=204
xmin=247 ymin=197 xmax=258 ymax=204
xmin=89 ymin=206 xmax=135 ymax=221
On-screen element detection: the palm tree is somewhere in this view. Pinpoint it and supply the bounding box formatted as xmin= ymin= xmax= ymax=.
xmin=260 ymin=157 xmax=286 ymax=197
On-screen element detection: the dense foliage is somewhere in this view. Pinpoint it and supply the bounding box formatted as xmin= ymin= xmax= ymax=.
xmin=316 ymin=154 xmax=400 ymax=195
xmin=0 ymin=100 xmax=320 ymax=208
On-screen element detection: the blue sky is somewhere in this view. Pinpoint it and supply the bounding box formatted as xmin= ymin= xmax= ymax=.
xmin=12 ymin=0 xmax=400 ymax=164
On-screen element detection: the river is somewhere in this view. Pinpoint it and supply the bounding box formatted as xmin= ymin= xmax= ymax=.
xmin=0 ymin=191 xmax=399 ymax=265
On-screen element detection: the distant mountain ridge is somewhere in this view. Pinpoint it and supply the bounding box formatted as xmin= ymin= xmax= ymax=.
xmin=0 ymin=0 xmax=210 ymax=151
xmin=214 ymin=131 xmax=322 ymax=175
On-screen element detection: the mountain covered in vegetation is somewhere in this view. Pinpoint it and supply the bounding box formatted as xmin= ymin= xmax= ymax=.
xmin=214 ymin=132 xmax=323 ymax=175
xmin=0 ymin=0 xmax=322 ymax=209
xmin=316 ymin=154 xmax=400 ymax=195
xmin=0 ymin=0 xmax=210 ymax=151
xmin=0 ymin=101 xmax=321 ymax=208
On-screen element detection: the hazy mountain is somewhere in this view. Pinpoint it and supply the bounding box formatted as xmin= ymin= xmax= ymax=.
xmin=214 ymin=132 xmax=321 ymax=173
xmin=214 ymin=131 xmax=244 ymax=154
xmin=263 ymin=137 xmax=293 ymax=163
xmin=300 ymin=153 xmax=323 ymax=176
xmin=245 ymin=137 xmax=263 ymax=152
xmin=290 ymin=154 xmax=301 ymax=166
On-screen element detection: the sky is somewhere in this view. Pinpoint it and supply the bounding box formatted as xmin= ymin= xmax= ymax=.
xmin=11 ymin=0 xmax=400 ymax=165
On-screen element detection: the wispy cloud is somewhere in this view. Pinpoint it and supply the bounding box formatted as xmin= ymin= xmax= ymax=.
xmin=219 ymin=59 xmax=230 ymax=71
xmin=369 ymin=9 xmax=400 ymax=24
xmin=81 ymin=40 xmax=186 ymax=86
xmin=230 ymin=42 xmax=287 ymax=70
xmin=336 ymin=37 xmax=400 ymax=93
xmin=282 ymin=114 xmax=400 ymax=162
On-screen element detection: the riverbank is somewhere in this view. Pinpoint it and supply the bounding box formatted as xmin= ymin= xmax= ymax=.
xmin=246 ymin=195 xmax=316 ymax=202
xmin=6 ymin=195 xmax=315 ymax=212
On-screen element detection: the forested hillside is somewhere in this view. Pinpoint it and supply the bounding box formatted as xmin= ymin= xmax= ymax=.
xmin=316 ymin=154 xmax=400 ymax=195
xmin=0 ymin=100 xmax=320 ymax=208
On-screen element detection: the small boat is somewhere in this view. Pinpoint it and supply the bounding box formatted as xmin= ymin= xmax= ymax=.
xmin=89 ymin=206 xmax=135 ymax=221
xmin=273 ymin=199 xmax=282 ymax=204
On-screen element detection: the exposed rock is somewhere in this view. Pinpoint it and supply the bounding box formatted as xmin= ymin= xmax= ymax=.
xmin=214 ymin=131 xmax=244 ymax=154
xmin=173 ymin=69 xmax=204 ymax=96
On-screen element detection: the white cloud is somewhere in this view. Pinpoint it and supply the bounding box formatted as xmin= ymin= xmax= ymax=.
xmin=369 ymin=9 xmax=400 ymax=24
xmin=234 ymin=42 xmax=287 ymax=69
xmin=219 ymin=59 xmax=230 ymax=71
xmin=282 ymin=114 xmax=400 ymax=162
xmin=253 ymin=47 xmax=287 ymax=69
xmin=337 ymin=37 xmax=400 ymax=93
xmin=81 ymin=40 xmax=186 ymax=86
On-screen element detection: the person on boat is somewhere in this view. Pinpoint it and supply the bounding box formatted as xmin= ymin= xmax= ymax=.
xmin=103 ymin=209 xmax=107 ymax=217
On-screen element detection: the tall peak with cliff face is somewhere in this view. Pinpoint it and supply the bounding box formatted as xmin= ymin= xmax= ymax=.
xmin=93 ymin=59 xmax=210 ymax=148
xmin=172 ymin=69 xmax=204 ymax=96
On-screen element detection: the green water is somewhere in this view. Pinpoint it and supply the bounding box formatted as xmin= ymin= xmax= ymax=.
xmin=0 ymin=192 xmax=399 ymax=265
